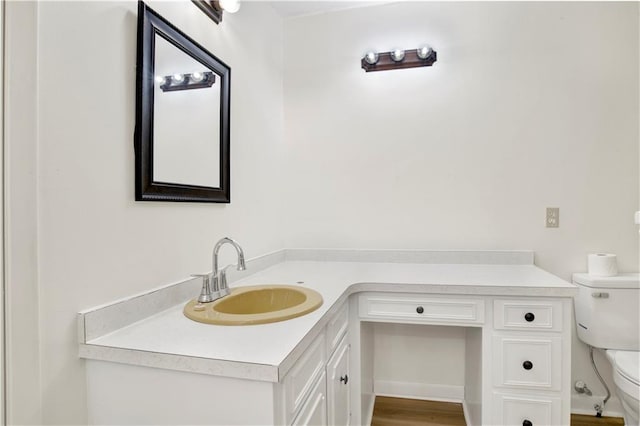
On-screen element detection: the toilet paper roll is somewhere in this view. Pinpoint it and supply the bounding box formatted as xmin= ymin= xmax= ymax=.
xmin=588 ymin=253 xmax=618 ymax=277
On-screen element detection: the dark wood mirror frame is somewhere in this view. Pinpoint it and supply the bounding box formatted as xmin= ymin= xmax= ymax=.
xmin=135 ymin=1 xmax=231 ymax=203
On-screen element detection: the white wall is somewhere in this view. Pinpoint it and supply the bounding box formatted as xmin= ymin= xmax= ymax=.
xmin=33 ymin=1 xmax=284 ymax=423
xmin=283 ymin=1 xmax=639 ymax=417
xmin=373 ymin=323 xmax=467 ymax=398
xmin=4 ymin=1 xmax=41 ymax=424
xmin=283 ymin=1 xmax=638 ymax=275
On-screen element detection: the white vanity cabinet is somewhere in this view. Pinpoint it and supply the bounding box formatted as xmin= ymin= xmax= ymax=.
xmin=85 ymin=302 xmax=350 ymax=426
xmin=80 ymin=254 xmax=577 ymax=426
xmin=353 ymin=293 xmax=572 ymax=426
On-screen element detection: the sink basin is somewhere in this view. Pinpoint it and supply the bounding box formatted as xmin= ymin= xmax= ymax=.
xmin=183 ymin=285 xmax=323 ymax=325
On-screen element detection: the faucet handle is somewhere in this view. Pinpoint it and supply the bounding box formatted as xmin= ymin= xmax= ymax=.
xmin=191 ymin=273 xmax=211 ymax=283
xmin=191 ymin=273 xmax=218 ymax=303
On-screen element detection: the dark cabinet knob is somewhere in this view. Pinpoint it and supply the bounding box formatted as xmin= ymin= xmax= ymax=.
xmin=524 ymin=312 xmax=535 ymax=322
xmin=416 ymin=306 xmax=424 ymax=314
xmin=523 ymin=360 xmax=533 ymax=370
xmin=340 ymin=375 xmax=349 ymax=384
xmin=523 ymin=420 xmax=533 ymax=426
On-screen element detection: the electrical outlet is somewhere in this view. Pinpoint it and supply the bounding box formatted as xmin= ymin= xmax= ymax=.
xmin=546 ymin=207 xmax=559 ymax=228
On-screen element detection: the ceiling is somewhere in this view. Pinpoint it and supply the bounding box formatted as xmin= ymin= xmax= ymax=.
xmin=268 ymin=1 xmax=390 ymax=18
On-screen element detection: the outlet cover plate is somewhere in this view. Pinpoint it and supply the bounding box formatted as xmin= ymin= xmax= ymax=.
xmin=546 ymin=207 xmax=559 ymax=228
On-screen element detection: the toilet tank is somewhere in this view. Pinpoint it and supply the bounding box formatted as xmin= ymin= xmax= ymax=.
xmin=573 ymin=273 xmax=640 ymax=351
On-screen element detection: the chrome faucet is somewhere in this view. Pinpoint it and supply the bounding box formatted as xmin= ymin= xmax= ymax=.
xmin=196 ymin=237 xmax=246 ymax=303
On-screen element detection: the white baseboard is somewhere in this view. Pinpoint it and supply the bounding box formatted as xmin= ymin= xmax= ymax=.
xmin=463 ymin=400 xmax=484 ymax=426
xmin=462 ymin=400 xmax=471 ymax=426
xmin=374 ymin=380 xmax=464 ymax=403
xmin=362 ymin=393 xmax=376 ymax=426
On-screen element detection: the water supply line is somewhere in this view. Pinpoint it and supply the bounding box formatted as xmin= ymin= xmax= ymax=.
xmin=589 ymin=345 xmax=611 ymax=417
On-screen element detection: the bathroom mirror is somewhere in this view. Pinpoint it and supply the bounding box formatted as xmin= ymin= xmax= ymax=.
xmin=135 ymin=2 xmax=230 ymax=203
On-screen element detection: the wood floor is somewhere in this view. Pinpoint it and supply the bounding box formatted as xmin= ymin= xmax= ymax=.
xmin=372 ymin=396 xmax=466 ymax=426
xmin=571 ymin=414 xmax=625 ymax=426
xmin=370 ymin=396 xmax=625 ymax=426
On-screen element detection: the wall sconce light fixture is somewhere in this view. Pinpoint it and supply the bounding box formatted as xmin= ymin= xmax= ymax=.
xmin=361 ymin=45 xmax=437 ymax=72
xmin=192 ymin=0 xmax=240 ymax=24
xmin=157 ymin=71 xmax=216 ymax=92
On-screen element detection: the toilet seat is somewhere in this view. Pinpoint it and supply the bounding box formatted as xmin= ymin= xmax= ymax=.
xmin=613 ymin=350 xmax=640 ymax=386
xmin=607 ymin=350 xmax=640 ymax=403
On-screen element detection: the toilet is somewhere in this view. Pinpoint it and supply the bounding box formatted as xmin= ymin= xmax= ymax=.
xmin=573 ymin=273 xmax=640 ymax=425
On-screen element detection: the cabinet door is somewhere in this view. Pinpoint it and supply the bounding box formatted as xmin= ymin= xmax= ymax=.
xmin=327 ymin=336 xmax=350 ymax=426
xmin=291 ymin=372 xmax=327 ymax=426
xmin=285 ymin=334 xmax=327 ymax=424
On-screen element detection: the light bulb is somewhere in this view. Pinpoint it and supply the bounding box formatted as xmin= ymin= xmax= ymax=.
xmin=390 ymin=49 xmax=405 ymax=62
xmin=172 ymin=73 xmax=185 ymax=83
xmin=155 ymin=76 xmax=166 ymax=84
xmin=416 ymin=45 xmax=432 ymax=59
xmin=364 ymin=51 xmax=379 ymax=65
xmin=191 ymin=72 xmax=204 ymax=82
xmin=219 ymin=0 xmax=240 ymax=13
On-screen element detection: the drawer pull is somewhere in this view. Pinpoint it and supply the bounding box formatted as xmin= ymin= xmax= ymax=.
xmin=523 ymin=420 xmax=533 ymax=426
xmin=523 ymin=360 xmax=533 ymax=370
xmin=416 ymin=306 xmax=424 ymax=314
xmin=524 ymin=312 xmax=535 ymax=322
xmin=340 ymin=375 xmax=349 ymax=384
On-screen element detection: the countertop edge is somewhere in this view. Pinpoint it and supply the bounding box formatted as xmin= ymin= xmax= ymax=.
xmin=79 ymin=343 xmax=279 ymax=382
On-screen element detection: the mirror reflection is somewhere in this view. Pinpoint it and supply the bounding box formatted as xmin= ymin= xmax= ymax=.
xmin=153 ymin=34 xmax=221 ymax=188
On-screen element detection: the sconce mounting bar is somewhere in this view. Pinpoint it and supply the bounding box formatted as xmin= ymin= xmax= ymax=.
xmin=192 ymin=0 xmax=222 ymax=24
xmin=361 ymin=49 xmax=437 ymax=72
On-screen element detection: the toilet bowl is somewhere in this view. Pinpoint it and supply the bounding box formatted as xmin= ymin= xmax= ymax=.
xmin=573 ymin=273 xmax=640 ymax=424
xmin=606 ymin=350 xmax=640 ymax=425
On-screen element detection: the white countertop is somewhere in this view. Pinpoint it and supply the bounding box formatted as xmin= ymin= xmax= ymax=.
xmin=79 ymin=256 xmax=576 ymax=382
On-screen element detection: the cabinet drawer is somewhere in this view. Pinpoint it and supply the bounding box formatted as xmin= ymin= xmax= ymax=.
xmin=493 ymin=335 xmax=562 ymax=391
xmin=326 ymin=302 xmax=348 ymax=356
xmin=291 ymin=371 xmax=327 ymax=426
xmin=359 ymin=294 xmax=484 ymax=325
xmin=285 ymin=333 xmax=327 ymax=424
xmin=493 ymin=392 xmax=561 ymax=426
xmin=494 ymin=300 xmax=563 ymax=332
